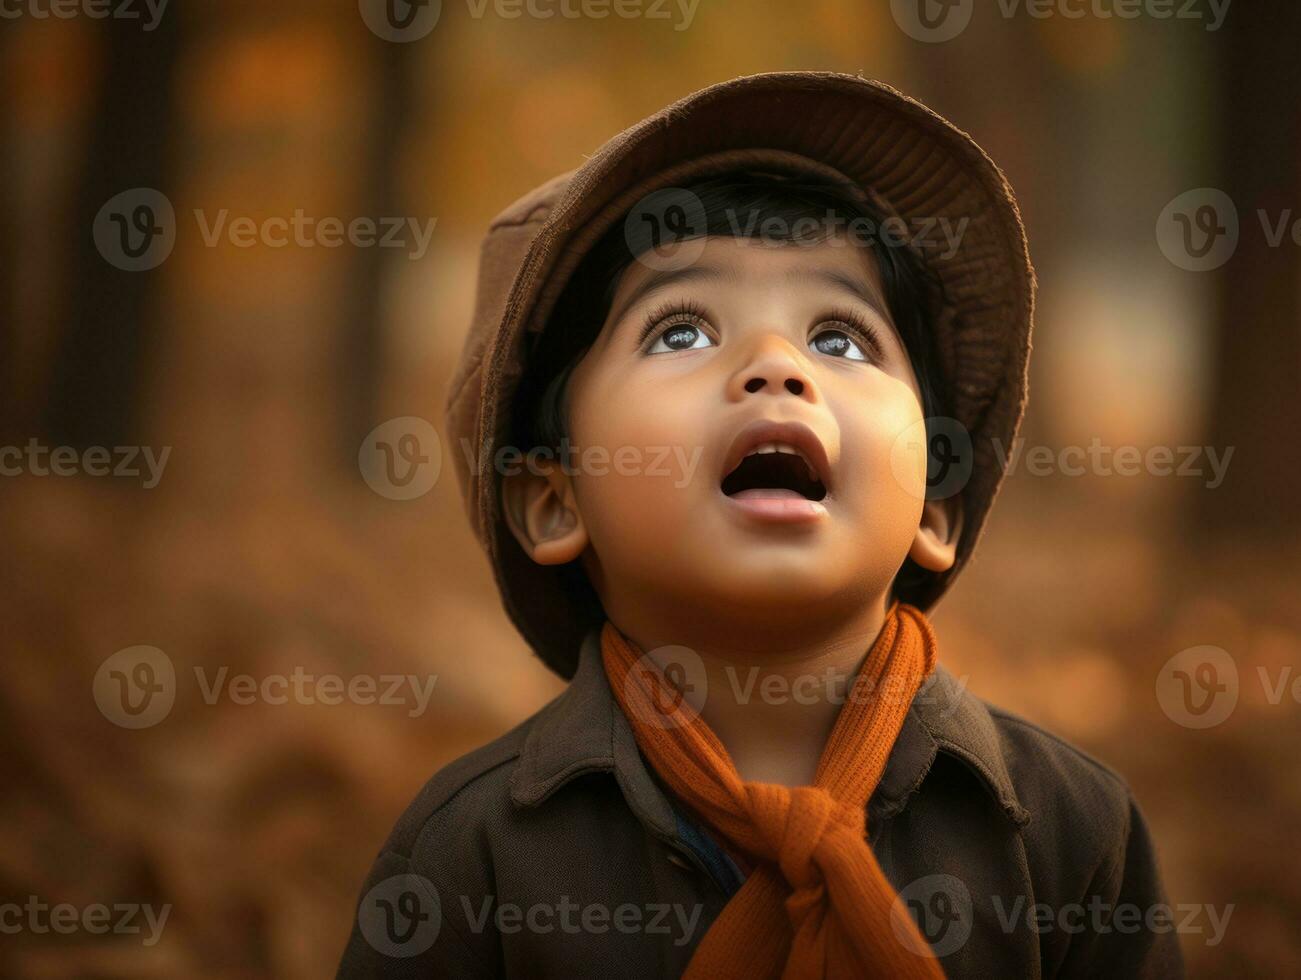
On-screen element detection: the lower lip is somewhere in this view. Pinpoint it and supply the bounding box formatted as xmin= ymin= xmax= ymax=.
xmin=722 ymin=488 xmax=828 ymax=523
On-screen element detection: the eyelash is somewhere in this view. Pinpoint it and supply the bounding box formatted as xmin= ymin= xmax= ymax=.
xmin=636 ymin=299 xmax=713 ymax=350
xmin=637 ymin=300 xmax=885 ymax=362
xmin=818 ymin=307 xmax=887 ymax=362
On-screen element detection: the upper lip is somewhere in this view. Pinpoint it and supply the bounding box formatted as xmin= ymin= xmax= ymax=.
xmin=720 ymin=419 xmax=833 ymax=494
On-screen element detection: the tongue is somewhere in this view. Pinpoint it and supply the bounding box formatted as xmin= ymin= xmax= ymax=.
xmin=729 ymin=488 xmax=806 ymax=500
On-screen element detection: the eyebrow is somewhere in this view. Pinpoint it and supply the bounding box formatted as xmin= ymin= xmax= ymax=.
xmin=782 ymin=266 xmax=892 ymax=323
xmin=603 ymin=258 xmax=894 ymax=339
xmin=605 ymin=263 xmax=732 ymax=328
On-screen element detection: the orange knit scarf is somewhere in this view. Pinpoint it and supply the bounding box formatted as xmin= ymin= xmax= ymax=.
xmin=600 ymin=602 xmax=947 ymax=980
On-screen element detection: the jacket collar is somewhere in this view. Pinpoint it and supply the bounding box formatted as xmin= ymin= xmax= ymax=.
xmin=875 ymin=662 xmax=1031 ymax=826
xmin=510 ymin=627 xmax=683 ymax=841
xmin=510 ymin=626 xmax=1030 ymax=829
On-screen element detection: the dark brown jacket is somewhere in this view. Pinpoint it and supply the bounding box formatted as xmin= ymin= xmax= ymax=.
xmin=337 ymin=629 xmax=1185 ymax=979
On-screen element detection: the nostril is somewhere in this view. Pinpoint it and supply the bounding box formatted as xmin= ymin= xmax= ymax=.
xmin=785 ymin=378 xmax=804 ymax=395
xmin=744 ymin=377 xmax=765 ymax=393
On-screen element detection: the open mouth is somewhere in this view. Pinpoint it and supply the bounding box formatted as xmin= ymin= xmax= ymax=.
xmin=721 ymin=444 xmax=827 ymax=502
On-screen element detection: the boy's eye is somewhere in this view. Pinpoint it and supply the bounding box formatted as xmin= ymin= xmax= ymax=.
xmin=810 ymin=328 xmax=868 ymax=362
xmin=648 ymin=322 xmax=715 ymax=354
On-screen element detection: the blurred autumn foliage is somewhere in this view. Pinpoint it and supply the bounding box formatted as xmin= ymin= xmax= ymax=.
xmin=2 ymin=1 xmax=1299 ymax=977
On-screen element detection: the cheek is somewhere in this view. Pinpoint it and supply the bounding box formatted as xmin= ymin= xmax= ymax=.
xmin=833 ymin=377 xmax=928 ymax=525
xmin=575 ymin=368 xmax=696 ymax=451
xmin=565 ymin=361 xmax=709 ymax=533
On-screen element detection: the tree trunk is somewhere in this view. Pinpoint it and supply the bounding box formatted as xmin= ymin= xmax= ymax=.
xmin=45 ymin=14 xmax=183 ymax=450
xmin=1203 ymin=4 xmax=1301 ymax=533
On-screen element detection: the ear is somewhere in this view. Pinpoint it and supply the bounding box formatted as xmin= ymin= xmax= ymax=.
xmin=908 ymin=494 xmax=964 ymax=573
xmin=501 ymin=459 xmax=589 ymax=566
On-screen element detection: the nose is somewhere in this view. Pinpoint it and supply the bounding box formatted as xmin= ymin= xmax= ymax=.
xmin=726 ymin=333 xmax=819 ymax=405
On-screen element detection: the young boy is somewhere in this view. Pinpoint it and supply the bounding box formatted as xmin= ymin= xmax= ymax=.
xmin=337 ymin=72 xmax=1183 ymax=979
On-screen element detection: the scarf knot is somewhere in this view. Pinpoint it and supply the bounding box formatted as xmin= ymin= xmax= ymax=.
xmin=745 ymin=784 xmax=863 ymax=892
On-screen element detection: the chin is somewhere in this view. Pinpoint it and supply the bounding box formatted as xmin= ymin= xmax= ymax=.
xmin=707 ymin=559 xmax=861 ymax=611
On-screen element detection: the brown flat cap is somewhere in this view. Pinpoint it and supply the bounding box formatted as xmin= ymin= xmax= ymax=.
xmin=445 ymin=71 xmax=1035 ymax=680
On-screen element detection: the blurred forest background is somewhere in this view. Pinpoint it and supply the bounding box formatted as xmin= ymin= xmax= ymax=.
xmin=2 ymin=1 xmax=1300 ymax=977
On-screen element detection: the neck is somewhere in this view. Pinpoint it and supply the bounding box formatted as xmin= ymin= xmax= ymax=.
xmin=605 ymin=590 xmax=892 ymax=786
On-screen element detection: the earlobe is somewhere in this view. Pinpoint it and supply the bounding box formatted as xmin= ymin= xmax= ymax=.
xmin=908 ymin=495 xmax=964 ymax=573
xmin=501 ymin=462 xmax=589 ymax=566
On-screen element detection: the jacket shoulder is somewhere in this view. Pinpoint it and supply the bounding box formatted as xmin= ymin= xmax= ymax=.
xmin=982 ymin=700 xmax=1136 ymax=876
xmin=377 ymin=703 xmax=551 ymax=860
xmin=986 ymin=700 xmax=1132 ymax=795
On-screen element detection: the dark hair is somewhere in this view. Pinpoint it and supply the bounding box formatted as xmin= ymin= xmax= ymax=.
xmin=510 ymin=171 xmax=953 ymax=603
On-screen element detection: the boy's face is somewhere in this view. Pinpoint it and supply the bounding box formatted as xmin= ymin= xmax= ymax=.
xmin=504 ymin=235 xmax=958 ymax=644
